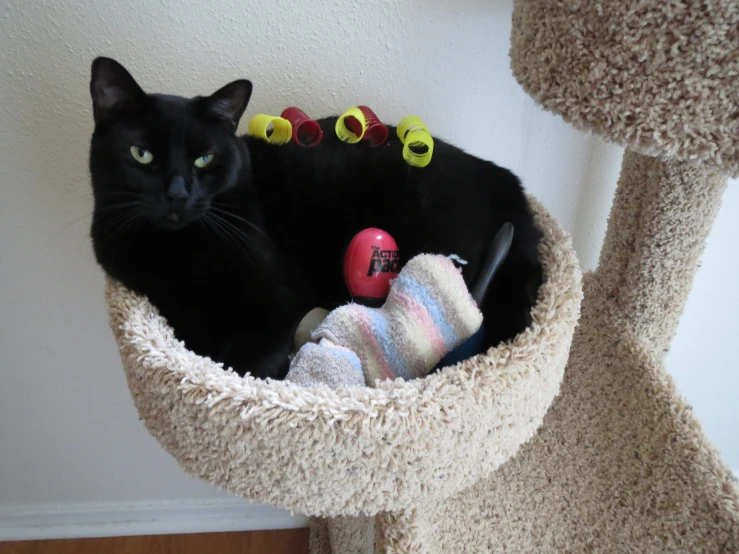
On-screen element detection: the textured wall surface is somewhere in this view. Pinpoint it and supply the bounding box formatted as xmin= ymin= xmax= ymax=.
xmin=0 ymin=0 xmax=736 ymax=535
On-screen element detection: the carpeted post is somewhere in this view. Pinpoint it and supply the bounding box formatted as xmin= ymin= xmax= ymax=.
xmin=596 ymin=151 xmax=729 ymax=354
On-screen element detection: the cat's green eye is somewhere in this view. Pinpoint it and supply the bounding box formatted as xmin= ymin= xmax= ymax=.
xmin=130 ymin=146 xmax=153 ymax=164
xmin=194 ymin=153 xmax=214 ymax=168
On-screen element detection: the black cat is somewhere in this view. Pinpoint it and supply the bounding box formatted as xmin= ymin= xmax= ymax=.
xmin=89 ymin=57 xmax=542 ymax=379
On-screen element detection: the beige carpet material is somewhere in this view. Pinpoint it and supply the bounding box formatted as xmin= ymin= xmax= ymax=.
xmin=596 ymin=152 xmax=728 ymax=353
xmin=415 ymin=154 xmax=738 ymax=553
xmin=327 ymin=517 xmax=374 ymax=554
xmin=510 ymin=0 xmax=739 ymax=177
xmin=106 ymin=198 xmax=581 ymax=518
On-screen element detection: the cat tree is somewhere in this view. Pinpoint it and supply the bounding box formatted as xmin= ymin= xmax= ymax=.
xmin=105 ymin=0 xmax=738 ymax=552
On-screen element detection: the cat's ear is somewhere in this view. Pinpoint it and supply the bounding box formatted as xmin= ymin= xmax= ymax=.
xmin=204 ymin=80 xmax=253 ymax=132
xmin=90 ymin=57 xmax=147 ymax=125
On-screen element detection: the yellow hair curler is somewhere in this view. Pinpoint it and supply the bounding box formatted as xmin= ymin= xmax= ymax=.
xmin=248 ymin=114 xmax=293 ymax=144
xmin=335 ymin=107 xmax=367 ymax=143
xmin=403 ymin=130 xmax=435 ymax=167
xmin=397 ymin=116 xmax=434 ymax=167
xmin=397 ymin=116 xmax=430 ymax=142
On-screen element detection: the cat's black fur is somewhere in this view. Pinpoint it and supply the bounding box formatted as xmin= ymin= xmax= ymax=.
xmin=89 ymin=57 xmax=542 ymax=379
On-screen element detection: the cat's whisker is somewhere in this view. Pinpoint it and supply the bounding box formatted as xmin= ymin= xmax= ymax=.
xmin=104 ymin=209 xmax=138 ymax=230
xmin=209 ymin=212 xmax=268 ymax=261
xmin=202 ymin=213 xmax=254 ymax=265
xmin=217 ymin=222 xmax=258 ymax=264
xmin=209 ymin=217 xmax=270 ymax=262
xmin=103 ymin=208 xmax=144 ymax=243
xmin=95 ymin=201 xmax=145 ymax=215
xmin=209 ymin=205 xmax=274 ymax=246
xmin=210 ymin=199 xmax=241 ymax=210
xmin=106 ymin=191 xmax=142 ymax=198
xmin=93 ymin=202 xmax=146 ymax=239
xmin=218 ymin=214 xmax=268 ymax=263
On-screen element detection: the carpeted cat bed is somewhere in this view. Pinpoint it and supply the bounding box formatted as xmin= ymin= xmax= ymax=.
xmin=105 ymin=197 xmax=581 ymax=518
xmin=106 ymin=1 xmax=739 ymax=552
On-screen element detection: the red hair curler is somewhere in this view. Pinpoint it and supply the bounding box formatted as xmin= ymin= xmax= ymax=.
xmin=357 ymin=106 xmax=388 ymax=147
xmin=281 ymin=107 xmax=323 ymax=147
xmin=339 ymin=106 xmax=389 ymax=147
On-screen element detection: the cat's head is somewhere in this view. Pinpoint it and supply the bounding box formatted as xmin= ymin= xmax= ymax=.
xmin=89 ymin=57 xmax=252 ymax=231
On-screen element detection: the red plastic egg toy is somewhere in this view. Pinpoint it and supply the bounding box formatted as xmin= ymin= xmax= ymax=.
xmin=343 ymin=228 xmax=400 ymax=306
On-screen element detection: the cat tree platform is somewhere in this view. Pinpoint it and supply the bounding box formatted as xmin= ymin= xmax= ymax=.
xmin=105 ymin=197 xmax=582 ymax=518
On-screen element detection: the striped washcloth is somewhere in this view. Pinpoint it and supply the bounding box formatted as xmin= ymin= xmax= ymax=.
xmin=285 ymin=338 xmax=365 ymax=388
xmin=308 ymin=254 xmax=483 ymax=385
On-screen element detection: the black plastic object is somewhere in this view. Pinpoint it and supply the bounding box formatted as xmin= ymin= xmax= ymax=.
xmin=435 ymin=222 xmax=515 ymax=369
xmin=470 ymin=222 xmax=515 ymax=305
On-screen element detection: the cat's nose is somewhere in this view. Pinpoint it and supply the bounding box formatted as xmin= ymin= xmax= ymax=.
xmin=167 ymin=175 xmax=188 ymax=200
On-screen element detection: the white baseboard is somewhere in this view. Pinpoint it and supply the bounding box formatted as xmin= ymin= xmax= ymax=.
xmin=0 ymin=499 xmax=309 ymax=542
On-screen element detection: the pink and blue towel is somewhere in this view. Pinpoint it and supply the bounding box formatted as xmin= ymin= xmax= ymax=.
xmin=286 ymin=254 xmax=483 ymax=386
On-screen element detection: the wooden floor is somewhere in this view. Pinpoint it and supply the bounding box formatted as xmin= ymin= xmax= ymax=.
xmin=0 ymin=529 xmax=309 ymax=554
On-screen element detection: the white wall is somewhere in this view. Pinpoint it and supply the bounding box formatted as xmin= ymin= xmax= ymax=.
xmin=0 ymin=0 xmax=736 ymax=540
